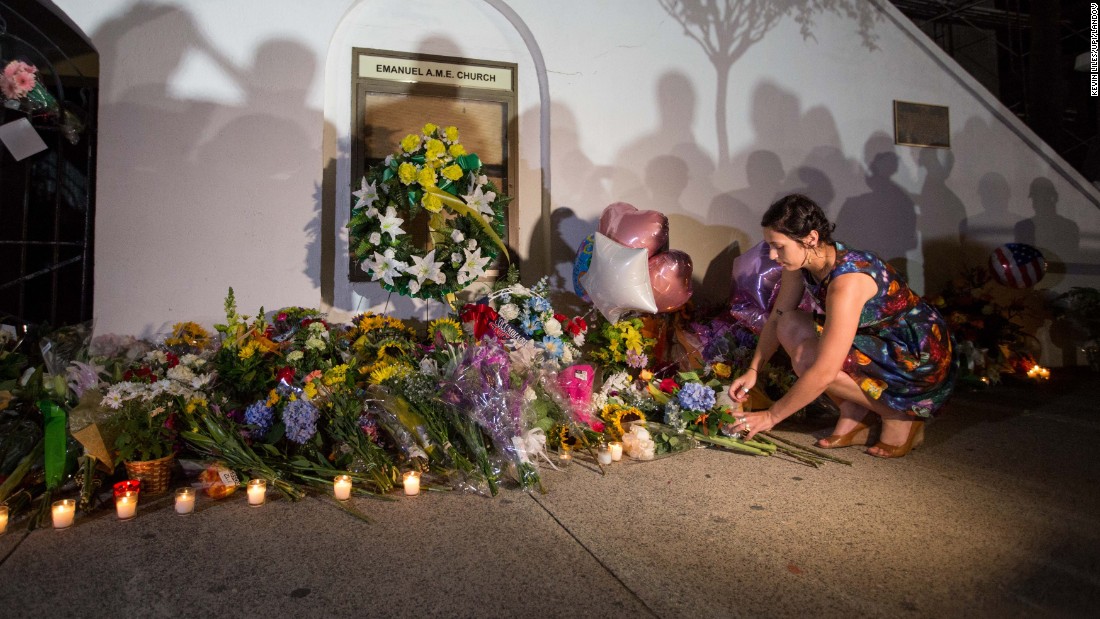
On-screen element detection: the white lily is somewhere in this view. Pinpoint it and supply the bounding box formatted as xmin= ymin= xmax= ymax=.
xmin=378 ymin=206 xmax=405 ymax=241
xmin=352 ymin=177 xmax=379 ymax=210
xmin=458 ymin=246 xmax=491 ymax=284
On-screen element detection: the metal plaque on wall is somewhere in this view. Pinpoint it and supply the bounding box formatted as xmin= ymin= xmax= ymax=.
xmin=893 ymin=100 xmax=950 ymax=148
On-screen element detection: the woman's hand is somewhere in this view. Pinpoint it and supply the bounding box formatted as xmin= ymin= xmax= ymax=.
xmin=728 ymin=371 xmax=757 ymax=404
xmin=726 ymin=410 xmax=778 ymax=441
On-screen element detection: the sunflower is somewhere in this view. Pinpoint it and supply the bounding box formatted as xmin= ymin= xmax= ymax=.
xmin=428 ymin=317 xmax=463 ymax=343
xmin=554 ymin=424 xmax=578 ymax=449
xmin=165 ymin=321 xmax=212 ymax=351
xmin=600 ymin=403 xmax=646 ymax=439
xmin=369 ymin=362 xmax=412 ymax=385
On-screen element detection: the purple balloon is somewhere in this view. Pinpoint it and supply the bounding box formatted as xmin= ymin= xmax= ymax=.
xmin=598 ymin=202 xmax=669 ymax=258
xmin=729 ymin=241 xmax=813 ymax=333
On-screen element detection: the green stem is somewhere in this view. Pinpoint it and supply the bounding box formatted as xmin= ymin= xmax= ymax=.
xmin=760 ymin=432 xmax=852 ymax=466
xmin=0 ymin=438 xmax=43 ymax=503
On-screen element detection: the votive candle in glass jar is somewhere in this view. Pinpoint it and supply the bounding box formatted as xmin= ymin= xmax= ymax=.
xmin=558 ymin=445 xmax=573 ymax=467
xmin=597 ymin=442 xmax=613 ymax=465
xmin=175 ymin=488 xmax=196 ymax=515
xmin=333 ymin=475 xmax=352 ymax=501
xmin=247 ymin=479 xmax=267 ymax=506
xmin=0 ymin=505 xmax=8 ymax=534
xmin=609 ymin=441 xmax=623 ymax=462
xmin=51 ymin=499 xmax=75 ymax=529
xmin=402 ymin=471 xmax=421 ymax=496
xmin=115 ymin=491 xmax=138 ymax=520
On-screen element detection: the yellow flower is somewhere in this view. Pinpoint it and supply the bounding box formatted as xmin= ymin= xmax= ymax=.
xmin=369 ymin=362 xmax=411 ymax=385
xmin=323 ymin=364 xmax=348 ymax=386
xmin=184 ymin=397 xmax=207 ymax=414
xmin=601 ymin=404 xmax=646 ymax=440
xmin=424 ymin=138 xmax=446 ymax=161
xmin=639 ymin=369 xmax=654 ymax=381
xmin=422 ymin=123 xmax=438 ymax=135
xmin=428 ymin=318 xmax=463 ymax=343
xmin=422 ymin=192 xmax=443 ymax=213
xmin=266 ymin=389 xmax=280 ymax=407
xmin=400 ymin=133 xmax=421 ymax=153
xmin=444 ymin=126 xmax=459 ymax=142
xmin=303 ymin=382 xmax=319 ymax=400
xmin=398 ymin=162 xmax=418 ymax=185
xmin=165 ymin=321 xmax=211 ymax=350
xmin=714 ymin=363 xmax=731 ymax=379
xmin=417 ymin=166 xmax=437 ymax=188
xmin=441 ymin=164 xmax=463 ymax=182
xmin=238 ymin=340 xmax=257 ymax=360
xmin=448 ymin=143 xmax=466 ymax=158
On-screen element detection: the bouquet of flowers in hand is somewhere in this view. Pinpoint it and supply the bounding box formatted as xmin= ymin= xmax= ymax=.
xmin=461 ymin=270 xmax=587 ymax=369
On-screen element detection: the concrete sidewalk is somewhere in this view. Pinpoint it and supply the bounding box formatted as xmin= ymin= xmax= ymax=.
xmin=2 ymin=369 xmax=1097 ymax=618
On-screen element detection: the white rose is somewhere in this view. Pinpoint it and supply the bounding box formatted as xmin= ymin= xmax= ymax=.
xmin=499 ymin=303 xmax=519 ymax=321
xmin=543 ymin=318 xmax=562 ymax=337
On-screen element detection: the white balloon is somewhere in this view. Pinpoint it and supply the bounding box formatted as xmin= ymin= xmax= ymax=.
xmin=579 ymin=232 xmax=657 ymax=323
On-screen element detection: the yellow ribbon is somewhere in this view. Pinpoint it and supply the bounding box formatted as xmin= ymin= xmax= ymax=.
xmin=423 ymin=186 xmax=509 ymax=260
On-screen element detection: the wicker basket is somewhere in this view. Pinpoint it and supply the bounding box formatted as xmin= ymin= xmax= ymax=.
xmin=123 ymin=454 xmax=176 ymax=495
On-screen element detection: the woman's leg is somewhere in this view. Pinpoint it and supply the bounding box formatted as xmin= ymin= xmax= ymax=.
xmin=775 ymin=310 xmax=917 ymax=448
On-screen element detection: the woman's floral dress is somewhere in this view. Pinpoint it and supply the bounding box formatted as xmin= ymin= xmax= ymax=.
xmin=804 ymin=242 xmax=956 ymax=418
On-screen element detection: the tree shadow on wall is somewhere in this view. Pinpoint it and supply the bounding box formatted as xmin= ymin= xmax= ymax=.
xmin=657 ymin=0 xmax=881 ymax=169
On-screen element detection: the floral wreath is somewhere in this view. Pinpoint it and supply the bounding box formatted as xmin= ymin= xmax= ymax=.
xmin=460 ymin=276 xmax=588 ymax=367
xmin=348 ymin=123 xmax=510 ymax=301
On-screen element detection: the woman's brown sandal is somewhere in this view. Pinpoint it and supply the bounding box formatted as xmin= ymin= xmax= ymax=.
xmin=815 ymin=413 xmax=877 ymax=449
xmin=867 ymin=421 xmax=925 ymax=458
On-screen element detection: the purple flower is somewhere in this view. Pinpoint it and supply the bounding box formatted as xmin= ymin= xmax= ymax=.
xmin=283 ymin=399 xmax=320 ymax=444
xmin=626 ymin=349 xmax=648 ymax=369
xmin=244 ymin=401 xmax=274 ymax=437
xmin=677 ymin=382 xmax=716 ymax=411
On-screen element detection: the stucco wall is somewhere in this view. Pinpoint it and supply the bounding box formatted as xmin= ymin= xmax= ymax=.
xmin=52 ymin=0 xmax=1100 ymax=365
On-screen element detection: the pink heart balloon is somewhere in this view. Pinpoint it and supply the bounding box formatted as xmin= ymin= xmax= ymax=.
xmin=649 ymin=250 xmax=693 ymax=312
xmin=598 ymin=202 xmax=669 ymax=257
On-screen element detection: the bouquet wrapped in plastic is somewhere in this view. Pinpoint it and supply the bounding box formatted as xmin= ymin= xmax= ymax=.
xmin=444 ymin=339 xmax=545 ymax=494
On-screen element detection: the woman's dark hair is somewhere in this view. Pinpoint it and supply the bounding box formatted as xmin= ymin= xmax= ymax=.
xmin=760 ymin=194 xmax=835 ymax=245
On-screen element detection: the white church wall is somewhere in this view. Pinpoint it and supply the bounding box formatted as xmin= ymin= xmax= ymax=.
xmin=50 ymin=0 xmax=1100 ymax=366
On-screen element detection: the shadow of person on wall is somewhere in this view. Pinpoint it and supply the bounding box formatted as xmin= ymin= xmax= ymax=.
xmin=835 ymin=132 xmax=918 ymax=278
xmin=915 ymin=148 xmax=966 ymax=296
xmin=1015 ymin=176 xmax=1080 ymax=270
xmin=959 ymin=171 xmax=1020 ymax=269
xmin=524 ymin=102 xmax=604 ymax=300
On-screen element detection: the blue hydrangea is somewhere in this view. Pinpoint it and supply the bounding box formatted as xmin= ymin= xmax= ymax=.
xmin=283 ymin=399 xmax=320 ymax=444
xmin=527 ymin=296 xmax=551 ymax=313
xmin=677 ymin=382 xmax=716 ymax=411
xmin=244 ymin=401 xmax=274 ymax=437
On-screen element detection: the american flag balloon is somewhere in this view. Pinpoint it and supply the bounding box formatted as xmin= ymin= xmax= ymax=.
xmin=989 ymin=243 xmax=1047 ymax=289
